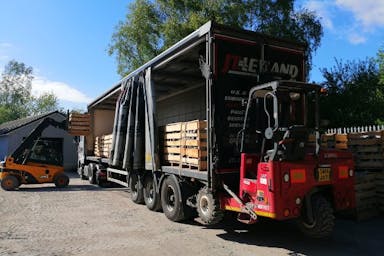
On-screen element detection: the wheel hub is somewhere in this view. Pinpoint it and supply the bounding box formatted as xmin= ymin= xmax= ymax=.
xmin=166 ymin=186 xmax=175 ymax=211
xmin=200 ymin=195 xmax=209 ymax=215
xmin=146 ymin=183 xmax=154 ymax=203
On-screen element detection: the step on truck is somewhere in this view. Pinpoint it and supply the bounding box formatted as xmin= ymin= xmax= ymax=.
xmin=76 ymin=21 xmax=355 ymax=238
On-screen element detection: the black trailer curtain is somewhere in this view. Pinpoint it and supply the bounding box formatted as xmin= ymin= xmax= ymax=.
xmin=110 ymin=74 xmax=146 ymax=171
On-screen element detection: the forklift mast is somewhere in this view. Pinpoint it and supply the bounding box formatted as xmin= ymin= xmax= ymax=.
xmin=10 ymin=117 xmax=67 ymax=164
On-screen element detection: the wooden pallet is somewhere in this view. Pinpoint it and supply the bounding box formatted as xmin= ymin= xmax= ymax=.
xmin=355 ymin=160 xmax=384 ymax=169
xmin=307 ymin=134 xmax=316 ymax=148
xmin=68 ymin=113 xmax=91 ymax=135
xmin=94 ymin=134 xmax=112 ymax=158
xmin=162 ymin=120 xmax=207 ymax=171
xmin=321 ymin=134 xmax=335 ymax=148
xmin=347 ymin=132 xmax=384 ymax=170
xmin=335 ymin=134 xmax=348 ymax=149
xmin=354 ymin=173 xmax=378 ymax=220
xmin=163 ymin=122 xmax=184 ymax=165
xmin=376 ymin=172 xmax=384 ymax=212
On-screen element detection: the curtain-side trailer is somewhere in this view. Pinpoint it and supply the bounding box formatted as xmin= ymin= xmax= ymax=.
xmin=77 ymin=21 xmax=355 ymax=238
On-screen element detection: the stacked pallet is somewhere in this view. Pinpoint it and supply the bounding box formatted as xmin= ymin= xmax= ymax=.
xmin=68 ymin=113 xmax=90 ymax=135
xmin=348 ymin=131 xmax=384 ymax=170
xmin=321 ymin=134 xmax=335 ymax=149
xmin=376 ymin=172 xmax=384 ymax=212
xmin=181 ymin=120 xmax=207 ymax=171
xmin=354 ymin=172 xmax=378 ymax=220
xmin=163 ymin=122 xmax=184 ymax=165
xmin=94 ymin=134 xmax=113 ymax=158
xmin=320 ymin=134 xmax=348 ymax=150
xmin=307 ymin=134 xmax=316 ymax=148
xmin=163 ymin=120 xmax=207 ymax=171
xmin=335 ymin=134 xmax=348 ymax=150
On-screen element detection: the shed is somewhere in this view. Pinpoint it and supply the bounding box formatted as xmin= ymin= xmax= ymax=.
xmin=0 ymin=111 xmax=77 ymax=171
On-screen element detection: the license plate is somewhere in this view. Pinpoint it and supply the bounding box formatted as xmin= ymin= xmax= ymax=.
xmin=317 ymin=168 xmax=331 ymax=182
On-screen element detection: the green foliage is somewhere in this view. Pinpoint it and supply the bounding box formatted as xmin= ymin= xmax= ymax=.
xmin=320 ymin=58 xmax=382 ymax=127
xmin=32 ymin=93 xmax=59 ymax=115
xmin=0 ymin=60 xmax=34 ymax=122
xmin=379 ymin=47 xmax=384 ymax=85
xmin=109 ymin=0 xmax=323 ymax=77
xmin=0 ymin=60 xmax=59 ymax=124
xmin=109 ymin=0 xmax=162 ymax=76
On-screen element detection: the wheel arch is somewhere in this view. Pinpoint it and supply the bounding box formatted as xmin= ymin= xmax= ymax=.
xmin=304 ymin=185 xmax=334 ymax=208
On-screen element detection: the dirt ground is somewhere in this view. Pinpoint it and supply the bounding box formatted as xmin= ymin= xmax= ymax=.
xmin=0 ymin=172 xmax=383 ymax=256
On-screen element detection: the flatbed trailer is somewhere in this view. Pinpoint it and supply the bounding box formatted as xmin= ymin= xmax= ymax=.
xmin=76 ymin=21 xmax=355 ymax=238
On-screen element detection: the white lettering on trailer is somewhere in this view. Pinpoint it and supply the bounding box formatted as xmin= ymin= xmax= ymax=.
xmin=222 ymin=54 xmax=300 ymax=79
xmin=224 ymin=96 xmax=244 ymax=101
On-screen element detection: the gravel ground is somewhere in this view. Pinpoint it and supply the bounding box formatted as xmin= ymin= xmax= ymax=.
xmin=0 ymin=172 xmax=383 ymax=256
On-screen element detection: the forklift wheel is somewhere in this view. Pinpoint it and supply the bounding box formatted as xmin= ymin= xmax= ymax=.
xmin=196 ymin=187 xmax=224 ymax=225
xmin=54 ymin=173 xmax=69 ymax=188
xmin=1 ymin=175 xmax=20 ymax=191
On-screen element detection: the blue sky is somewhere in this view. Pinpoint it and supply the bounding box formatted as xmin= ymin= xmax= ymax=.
xmin=0 ymin=0 xmax=383 ymax=111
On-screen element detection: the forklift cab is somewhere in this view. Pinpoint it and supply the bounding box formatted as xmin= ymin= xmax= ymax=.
xmin=240 ymin=80 xmax=320 ymax=163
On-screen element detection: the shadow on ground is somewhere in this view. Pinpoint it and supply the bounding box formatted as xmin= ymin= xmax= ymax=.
xmin=191 ymin=213 xmax=384 ymax=256
xmin=14 ymin=171 xmax=127 ymax=193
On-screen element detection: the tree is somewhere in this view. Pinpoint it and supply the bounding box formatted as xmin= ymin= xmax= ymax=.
xmin=0 ymin=60 xmax=59 ymax=124
xmin=109 ymin=0 xmax=323 ymax=77
xmin=32 ymin=92 xmax=59 ymax=116
xmin=0 ymin=60 xmax=34 ymax=122
xmin=379 ymin=47 xmax=384 ymax=85
xmin=320 ymin=58 xmax=382 ymax=127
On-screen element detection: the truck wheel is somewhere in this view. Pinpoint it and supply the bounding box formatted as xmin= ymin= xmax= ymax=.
xmin=129 ymin=173 xmax=144 ymax=204
xmin=298 ymin=195 xmax=335 ymax=238
xmin=196 ymin=187 xmax=224 ymax=225
xmin=79 ymin=165 xmax=87 ymax=180
xmin=95 ymin=165 xmax=107 ymax=187
xmin=88 ymin=163 xmax=96 ymax=184
xmin=161 ymin=176 xmax=185 ymax=222
xmin=54 ymin=173 xmax=69 ymax=188
xmin=1 ymin=175 xmax=20 ymax=191
xmin=143 ymin=174 xmax=161 ymax=211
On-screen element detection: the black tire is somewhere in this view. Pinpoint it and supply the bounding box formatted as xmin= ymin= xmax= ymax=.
xmin=54 ymin=173 xmax=69 ymax=188
xmin=143 ymin=174 xmax=161 ymax=211
xmin=129 ymin=172 xmax=144 ymax=204
xmin=1 ymin=175 xmax=20 ymax=191
xmin=298 ymin=195 xmax=335 ymax=238
xmin=88 ymin=163 xmax=96 ymax=184
xmin=79 ymin=165 xmax=87 ymax=180
xmin=95 ymin=165 xmax=107 ymax=187
xmin=196 ymin=187 xmax=224 ymax=225
xmin=161 ymin=176 xmax=185 ymax=222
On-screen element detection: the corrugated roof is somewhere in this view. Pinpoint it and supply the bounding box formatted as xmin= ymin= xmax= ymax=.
xmin=0 ymin=110 xmax=65 ymax=135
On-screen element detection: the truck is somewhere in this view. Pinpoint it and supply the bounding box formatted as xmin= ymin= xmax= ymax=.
xmin=76 ymin=21 xmax=355 ymax=238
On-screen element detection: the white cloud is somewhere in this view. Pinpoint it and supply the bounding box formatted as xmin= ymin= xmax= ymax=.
xmin=303 ymin=1 xmax=335 ymax=30
xmin=32 ymin=77 xmax=92 ymax=104
xmin=302 ymin=0 xmax=384 ymax=45
xmin=0 ymin=42 xmax=13 ymax=68
xmin=348 ymin=33 xmax=366 ymax=45
xmin=336 ymin=0 xmax=384 ymax=30
xmin=0 ymin=42 xmax=12 ymax=48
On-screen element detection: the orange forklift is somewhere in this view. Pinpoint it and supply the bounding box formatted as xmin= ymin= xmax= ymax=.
xmin=0 ymin=117 xmax=69 ymax=190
